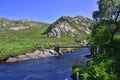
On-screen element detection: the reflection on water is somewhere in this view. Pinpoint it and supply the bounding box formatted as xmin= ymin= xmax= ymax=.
xmin=0 ymin=48 xmax=90 ymax=80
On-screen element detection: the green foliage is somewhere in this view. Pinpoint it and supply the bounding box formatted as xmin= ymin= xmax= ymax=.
xmin=92 ymin=0 xmax=120 ymax=51
xmin=72 ymin=53 xmax=118 ymax=80
xmin=72 ymin=0 xmax=120 ymax=80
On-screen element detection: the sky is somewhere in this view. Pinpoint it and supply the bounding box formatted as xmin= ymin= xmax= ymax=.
xmin=0 ymin=0 xmax=98 ymax=23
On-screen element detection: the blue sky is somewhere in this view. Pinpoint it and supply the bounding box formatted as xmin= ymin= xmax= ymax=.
xmin=0 ymin=0 xmax=98 ymax=23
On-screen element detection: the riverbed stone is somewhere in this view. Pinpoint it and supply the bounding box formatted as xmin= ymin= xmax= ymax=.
xmin=6 ymin=49 xmax=58 ymax=62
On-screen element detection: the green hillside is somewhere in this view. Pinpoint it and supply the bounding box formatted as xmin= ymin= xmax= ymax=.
xmin=0 ymin=27 xmax=79 ymax=60
xmin=0 ymin=16 xmax=92 ymax=61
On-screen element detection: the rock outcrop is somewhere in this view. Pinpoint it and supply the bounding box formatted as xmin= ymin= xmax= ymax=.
xmin=48 ymin=22 xmax=76 ymax=38
xmin=0 ymin=18 xmax=49 ymax=31
xmin=10 ymin=26 xmax=29 ymax=31
xmin=6 ymin=49 xmax=58 ymax=62
xmin=45 ymin=16 xmax=93 ymax=38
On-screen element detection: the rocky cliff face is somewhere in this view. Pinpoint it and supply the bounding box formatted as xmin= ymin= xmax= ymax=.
xmin=45 ymin=16 xmax=93 ymax=38
xmin=0 ymin=18 xmax=49 ymax=31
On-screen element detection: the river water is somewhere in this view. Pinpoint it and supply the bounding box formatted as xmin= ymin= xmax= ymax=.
xmin=0 ymin=48 xmax=90 ymax=80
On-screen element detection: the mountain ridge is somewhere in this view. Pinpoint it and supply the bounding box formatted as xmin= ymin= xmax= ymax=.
xmin=0 ymin=18 xmax=49 ymax=31
xmin=45 ymin=15 xmax=93 ymax=38
xmin=0 ymin=15 xmax=93 ymax=39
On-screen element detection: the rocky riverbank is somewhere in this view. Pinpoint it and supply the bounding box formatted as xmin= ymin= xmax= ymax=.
xmin=5 ymin=49 xmax=59 ymax=63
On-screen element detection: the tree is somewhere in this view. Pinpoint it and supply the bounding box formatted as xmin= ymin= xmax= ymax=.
xmin=92 ymin=0 xmax=120 ymax=52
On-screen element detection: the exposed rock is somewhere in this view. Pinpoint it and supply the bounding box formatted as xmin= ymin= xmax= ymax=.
xmin=80 ymin=40 xmax=89 ymax=47
xmin=10 ymin=26 xmax=29 ymax=31
xmin=48 ymin=49 xmax=58 ymax=55
xmin=6 ymin=49 xmax=58 ymax=62
xmin=48 ymin=22 xmax=76 ymax=38
xmin=45 ymin=15 xmax=93 ymax=38
xmin=0 ymin=18 xmax=49 ymax=31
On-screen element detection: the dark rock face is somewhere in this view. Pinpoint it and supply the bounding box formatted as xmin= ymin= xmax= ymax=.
xmin=45 ymin=16 xmax=93 ymax=38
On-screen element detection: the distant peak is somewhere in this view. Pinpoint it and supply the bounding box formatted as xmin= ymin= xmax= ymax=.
xmin=45 ymin=15 xmax=93 ymax=38
xmin=59 ymin=16 xmax=72 ymax=20
xmin=74 ymin=15 xmax=85 ymax=18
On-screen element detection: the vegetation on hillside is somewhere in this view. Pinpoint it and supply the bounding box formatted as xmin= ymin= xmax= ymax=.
xmin=72 ymin=0 xmax=120 ymax=80
xmin=0 ymin=25 xmax=80 ymax=60
xmin=0 ymin=16 xmax=92 ymax=61
xmin=0 ymin=18 xmax=49 ymax=31
xmin=0 ymin=15 xmax=91 ymax=61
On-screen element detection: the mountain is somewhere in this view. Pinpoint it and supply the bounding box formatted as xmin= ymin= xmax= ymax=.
xmin=0 ymin=16 xmax=93 ymax=39
xmin=0 ymin=18 xmax=49 ymax=31
xmin=45 ymin=16 xmax=93 ymax=38
xmin=0 ymin=15 xmax=93 ymax=61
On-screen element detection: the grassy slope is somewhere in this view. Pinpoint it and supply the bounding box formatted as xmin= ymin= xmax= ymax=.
xmin=0 ymin=25 xmax=80 ymax=60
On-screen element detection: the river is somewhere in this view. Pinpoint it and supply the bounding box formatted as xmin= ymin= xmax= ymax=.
xmin=0 ymin=48 xmax=90 ymax=80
